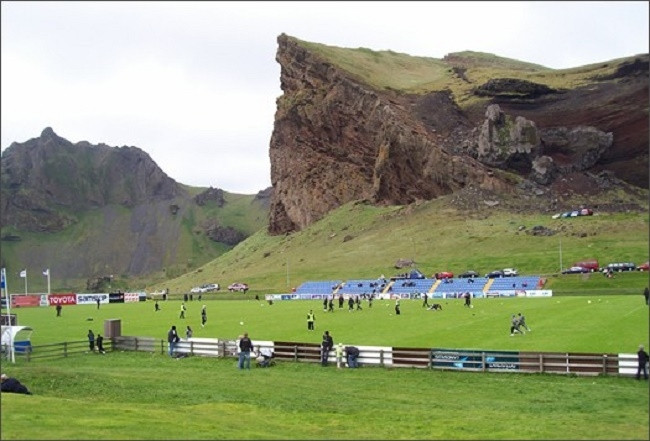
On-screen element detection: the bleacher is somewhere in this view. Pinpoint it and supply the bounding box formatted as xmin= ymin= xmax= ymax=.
xmin=337 ymin=279 xmax=385 ymax=295
xmin=433 ymin=277 xmax=489 ymax=294
xmin=389 ymin=278 xmax=436 ymax=295
xmin=294 ymin=280 xmax=342 ymax=295
xmin=487 ymin=276 xmax=541 ymax=291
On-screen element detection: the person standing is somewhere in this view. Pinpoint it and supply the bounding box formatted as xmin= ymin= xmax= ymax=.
xmin=328 ymin=298 xmax=335 ymax=312
xmin=644 ymin=287 xmax=649 ymax=305
xmin=56 ymin=304 xmax=62 ymax=317
xmin=395 ymin=298 xmax=401 ymax=315
xmin=321 ymin=330 xmax=333 ymax=366
xmin=186 ymin=325 xmax=193 ymax=339
xmin=355 ymin=296 xmax=362 ymax=311
xmin=238 ymin=332 xmax=253 ymax=369
xmin=167 ymin=325 xmax=179 ymax=357
xmin=338 ymin=294 xmax=344 ymax=309
xmin=422 ymin=292 xmax=429 ymax=308
xmin=179 ymin=302 xmax=186 ymax=319
xmin=96 ymin=297 xmax=101 ymax=309
xmin=307 ymin=310 xmax=315 ymax=331
xmin=96 ymin=334 xmax=105 ymax=354
xmin=155 ymin=300 xmax=160 ymax=312
xmin=87 ymin=329 xmax=95 ymax=352
xmin=348 ymin=297 xmax=354 ymax=312
xmin=201 ymin=305 xmax=207 ymax=327
xmin=464 ymin=292 xmax=472 ymax=308
xmin=322 ymin=297 xmax=328 ymax=312
xmin=636 ymin=345 xmax=649 ymax=380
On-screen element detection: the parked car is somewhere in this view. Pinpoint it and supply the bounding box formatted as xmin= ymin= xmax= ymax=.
xmin=458 ymin=270 xmax=480 ymax=279
xmin=562 ymin=266 xmax=590 ymax=274
xmin=433 ymin=271 xmax=454 ymax=280
xmin=502 ymin=268 xmax=518 ymax=277
xmin=485 ymin=270 xmax=504 ymax=278
xmin=190 ymin=283 xmax=220 ymax=293
xmin=573 ymin=260 xmax=599 ymax=272
xmin=228 ymin=282 xmax=249 ymax=292
xmin=637 ymin=262 xmax=650 ymax=271
xmin=603 ymin=262 xmax=636 ymax=272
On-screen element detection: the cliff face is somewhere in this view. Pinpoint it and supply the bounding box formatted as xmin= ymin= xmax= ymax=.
xmin=268 ymin=34 xmax=648 ymax=235
xmin=269 ymin=35 xmax=506 ymax=235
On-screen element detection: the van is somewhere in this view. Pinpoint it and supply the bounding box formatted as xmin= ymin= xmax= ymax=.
xmin=573 ymin=260 xmax=599 ymax=272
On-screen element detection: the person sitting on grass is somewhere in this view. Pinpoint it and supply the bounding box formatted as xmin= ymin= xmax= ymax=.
xmin=1 ymin=373 xmax=32 ymax=395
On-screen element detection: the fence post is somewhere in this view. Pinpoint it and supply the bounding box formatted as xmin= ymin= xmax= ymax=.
xmin=428 ymin=349 xmax=433 ymax=369
xmin=481 ymin=352 xmax=486 ymax=372
xmin=602 ymin=354 xmax=608 ymax=375
xmin=293 ymin=345 xmax=298 ymax=362
xmin=539 ymin=353 xmax=544 ymax=373
xmin=135 ymin=338 xmax=139 ymax=352
xmin=380 ymin=349 xmax=384 ymax=367
xmin=190 ymin=341 xmax=194 ymax=356
xmin=161 ymin=339 xmax=164 ymax=355
xmin=26 ymin=346 xmax=31 ymax=362
xmin=63 ymin=342 xmax=68 ymax=358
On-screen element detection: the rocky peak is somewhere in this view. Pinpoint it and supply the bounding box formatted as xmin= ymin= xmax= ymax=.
xmin=1 ymin=128 xmax=184 ymax=232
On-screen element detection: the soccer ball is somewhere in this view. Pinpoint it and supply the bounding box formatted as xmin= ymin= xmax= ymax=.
xmin=470 ymin=305 xmax=474 ymax=309
xmin=240 ymin=321 xmax=244 ymax=325
xmin=587 ymin=300 xmax=591 ymax=304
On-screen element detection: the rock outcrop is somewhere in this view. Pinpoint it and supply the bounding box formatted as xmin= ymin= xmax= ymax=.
xmin=268 ymin=35 xmax=648 ymax=235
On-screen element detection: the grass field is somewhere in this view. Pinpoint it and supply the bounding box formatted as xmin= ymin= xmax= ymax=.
xmin=2 ymin=293 xmax=649 ymax=440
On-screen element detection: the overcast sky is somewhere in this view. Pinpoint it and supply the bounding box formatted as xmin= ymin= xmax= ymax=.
xmin=2 ymin=1 xmax=648 ymax=194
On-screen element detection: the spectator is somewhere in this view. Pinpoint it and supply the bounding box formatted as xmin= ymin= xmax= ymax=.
xmin=167 ymin=325 xmax=180 ymax=357
xmin=321 ymin=331 xmax=333 ymax=366
xmin=87 ymin=329 xmax=95 ymax=352
xmin=636 ymin=345 xmax=649 ymax=380
xmin=96 ymin=334 xmax=105 ymax=354
xmin=238 ymin=332 xmax=253 ymax=369
xmin=346 ymin=346 xmax=360 ymax=368
xmin=255 ymin=346 xmax=273 ymax=368
xmin=0 ymin=373 xmax=32 ymax=395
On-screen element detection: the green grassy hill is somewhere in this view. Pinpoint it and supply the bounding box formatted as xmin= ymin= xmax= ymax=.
xmin=148 ymin=191 xmax=649 ymax=296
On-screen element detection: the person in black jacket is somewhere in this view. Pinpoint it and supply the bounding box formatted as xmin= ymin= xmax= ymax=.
xmin=346 ymin=346 xmax=360 ymax=368
xmin=238 ymin=332 xmax=254 ymax=369
xmin=87 ymin=329 xmax=95 ymax=352
xmin=321 ymin=331 xmax=333 ymax=366
xmin=167 ymin=325 xmax=179 ymax=357
xmin=636 ymin=345 xmax=649 ymax=380
xmin=1 ymin=373 xmax=32 ymax=395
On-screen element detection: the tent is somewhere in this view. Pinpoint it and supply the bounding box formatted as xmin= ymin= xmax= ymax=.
xmin=1 ymin=326 xmax=33 ymax=361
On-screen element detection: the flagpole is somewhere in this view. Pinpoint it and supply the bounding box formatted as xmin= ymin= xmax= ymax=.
xmin=47 ymin=270 xmax=51 ymax=296
xmin=24 ymin=270 xmax=27 ymax=295
xmin=2 ymin=268 xmax=15 ymax=363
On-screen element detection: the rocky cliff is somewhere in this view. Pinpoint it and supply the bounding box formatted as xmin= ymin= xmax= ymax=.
xmin=268 ymin=34 xmax=648 ymax=235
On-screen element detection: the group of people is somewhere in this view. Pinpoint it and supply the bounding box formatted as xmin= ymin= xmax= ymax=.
xmin=87 ymin=329 xmax=106 ymax=353
xmin=235 ymin=333 xmax=274 ymax=369
xmin=509 ymin=313 xmax=531 ymax=336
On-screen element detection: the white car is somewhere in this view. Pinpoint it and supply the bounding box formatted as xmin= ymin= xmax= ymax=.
xmin=190 ymin=283 xmax=219 ymax=293
xmin=502 ymin=268 xmax=518 ymax=277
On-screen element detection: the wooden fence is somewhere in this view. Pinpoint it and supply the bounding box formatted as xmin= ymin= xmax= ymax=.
xmin=4 ymin=336 xmax=642 ymax=378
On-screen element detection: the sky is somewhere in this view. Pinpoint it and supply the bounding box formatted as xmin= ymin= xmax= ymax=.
xmin=1 ymin=1 xmax=648 ymax=194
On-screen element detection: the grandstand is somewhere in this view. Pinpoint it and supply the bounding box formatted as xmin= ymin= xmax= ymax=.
xmin=337 ymin=279 xmax=385 ymax=295
xmin=434 ymin=277 xmax=488 ymax=296
xmin=486 ymin=276 xmax=541 ymax=291
xmin=388 ymin=278 xmax=436 ymax=295
xmin=294 ymin=280 xmax=342 ymax=295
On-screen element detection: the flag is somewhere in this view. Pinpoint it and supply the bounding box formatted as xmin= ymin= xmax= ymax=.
xmin=42 ymin=268 xmax=49 ymax=276
xmin=19 ymin=269 xmax=26 ymax=278
xmin=0 ymin=268 xmax=5 ymax=289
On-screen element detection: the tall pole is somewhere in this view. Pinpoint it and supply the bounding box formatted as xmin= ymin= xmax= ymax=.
xmin=47 ymin=270 xmax=51 ymax=295
xmin=286 ymin=257 xmax=290 ymax=288
xmin=23 ymin=271 xmax=27 ymax=295
xmin=2 ymin=268 xmax=15 ymax=363
xmin=559 ymin=237 xmax=563 ymax=272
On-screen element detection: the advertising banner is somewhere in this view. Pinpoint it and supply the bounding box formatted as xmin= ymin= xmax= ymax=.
xmin=11 ymin=295 xmax=43 ymax=308
xmin=48 ymin=293 xmax=77 ymax=306
xmin=124 ymin=293 xmax=140 ymax=303
xmin=109 ymin=292 xmax=125 ymax=303
xmin=76 ymin=294 xmax=109 ymax=305
xmin=432 ymin=348 xmax=519 ymax=370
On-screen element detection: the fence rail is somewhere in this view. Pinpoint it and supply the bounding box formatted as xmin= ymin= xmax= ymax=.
xmin=4 ymin=337 xmax=640 ymax=378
